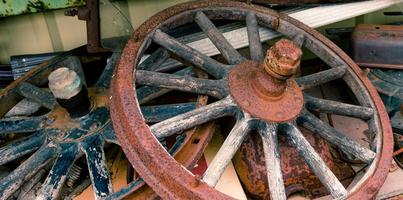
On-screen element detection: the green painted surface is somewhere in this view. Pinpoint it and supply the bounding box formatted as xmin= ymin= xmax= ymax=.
xmin=0 ymin=0 xmax=86 ymax=18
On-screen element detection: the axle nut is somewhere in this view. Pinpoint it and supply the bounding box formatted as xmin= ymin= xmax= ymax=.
xmin=264 ymin=39 xmax=302 ymax=79
xmin=48 ymin=67 xmax=82 ymax=100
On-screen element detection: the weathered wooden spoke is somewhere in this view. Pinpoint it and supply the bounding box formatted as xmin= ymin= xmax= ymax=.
xmin=151 ymin=96 xmax=236 ymax=139
xmin=292 ymin=34 xmax=305 ymax=47
xmin=282 ymin=123 xmax=347 ymax=198
xmin=136 ymin=70 xmax=227 ymax=99
xmin=152 ymin=29 xmax=229 ymax=78
xmin=258 ymin=123 xmax=286 ymax=200
xmin=138 ymin=47 xmax=171 ymax=71
xmin=298 ymin=111 xmax=376 ymax=163
xmin=0 ymin=116 xmax=45 ymax=134
xmin=81 ymin=135 xmax=112 ymax=200
xmin=304 ymin=95 xmax=374 ymax=120
xmin=37 ymin=144 xmax=79 ymax=200
xmin=246 ymin=12 xmax=264 ymax=61
xmin=195 ymin=11 xmax=245 ymax=65
xmin=0 ymin=145 xmax=56 ymax=200
xmin=100 ymin=122 xmax=117 ymax=145
xmin=0 ymin=132 xmax=45 ymax=165
xmin=202 ymin=113 xmax=253 ymax=187
xmin=95 ymin=52 xmax=121 ymax=87
xmin=62 ymin=56 xmax=87 ymax=86
xmin=136 ymin=67 xmax=194 ymax=104
xmin=136 ymin=86 xmax=171 ymax=105
xmin=141 ymin=103 xmax=197 ymax=123
xmin=17 ymin=82 xmax=57 ymax=110
xmin=296 ymin=67 xmax=346 ymax=90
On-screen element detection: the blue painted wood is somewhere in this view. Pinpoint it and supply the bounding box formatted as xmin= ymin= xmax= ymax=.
xmin=0 ymin=145 xmax=56 ymax=199
xmin=17 ymin=82 xmax=57 ymax=110
xmin=0 ymin=116 xmax=45 ymax=134
xmin=39 ymin=143 xmax=79 ymax=200
xmin=0 ymin=131 xmax=45 ymax=165
xmin=81 ymin=135 xmax=112 ymax=199
xmin=141 ymin=102 xmax=197 ymax=123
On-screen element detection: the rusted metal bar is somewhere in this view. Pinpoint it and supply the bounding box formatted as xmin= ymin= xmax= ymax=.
xmin=296 ymin=67 xmax=346 ymax=90
xmin=202 ymin=113 xmax=252 ymax=186
xmin=136 ymin=70 xmax=228 ymax=99
xmin=352 ymin=24 xmax=403 ymax=70
xmin=238 ymin=0 xmax=364 ymax=5
xmin=304 ymin=95 xmax=374 ymax=120
xmin=150 ymin=96 xmax=237 ymax=139
xmin=298 ymin=111 xmax=376 ymax=163
xmin=152 ymin=29 xmax=229 ymax=79
xmin=282 ymin=123 xmax=347 ymax=199
xmin=258 ymin=122 xmax=286 ymax=200
xmin=246 ymin=12 xmax=264 ymax=61
xmin=195 ymin=11 xmax=245 ymax=65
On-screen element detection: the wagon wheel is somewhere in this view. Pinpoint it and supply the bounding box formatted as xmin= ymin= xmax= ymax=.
xmin=110 ymin=1 xmax=393 ymax=199
xmin=0 ymin=46 xmax=210 ymax=200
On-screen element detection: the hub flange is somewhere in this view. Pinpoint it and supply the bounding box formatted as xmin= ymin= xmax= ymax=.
xmin=228 ymin=39 xmax=304 ymax=122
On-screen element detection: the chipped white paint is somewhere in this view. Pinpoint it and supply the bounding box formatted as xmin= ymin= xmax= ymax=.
xmin=301 ymin=111 xmax=376 ymax=164
xmin=203 ymin=112 xmax=252 ymax=187
xmin=259 ymin=123 xmax=286 ymax=200
xmin=285 ymin=123 xmax=347 ymax=199
xmin=151 ymin=96 xmax=237 ymax=138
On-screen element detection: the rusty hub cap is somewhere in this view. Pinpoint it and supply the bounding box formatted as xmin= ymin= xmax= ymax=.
xmin=229 ymin=39 xmax=303 ymax=122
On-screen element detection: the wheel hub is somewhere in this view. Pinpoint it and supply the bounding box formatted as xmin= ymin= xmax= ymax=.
xmin=228 ymin=39 xmax=304 ymax=122
xmin=44 ymin=88 xmax=110 ymax=143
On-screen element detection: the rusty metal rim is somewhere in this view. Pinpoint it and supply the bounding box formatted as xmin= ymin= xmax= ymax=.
xmin=109 ymin=0 xmax=393 ymax=199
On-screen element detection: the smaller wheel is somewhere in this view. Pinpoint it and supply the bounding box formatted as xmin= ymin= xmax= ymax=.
xmin=0 ymin=47 xmax=209 ymax=200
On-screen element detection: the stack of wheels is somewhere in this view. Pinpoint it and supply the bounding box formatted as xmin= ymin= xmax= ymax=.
xmin=0 ymin=45 xmax=213 ymax=199
xmin=110 ymin=1 xmax=393 ymax=200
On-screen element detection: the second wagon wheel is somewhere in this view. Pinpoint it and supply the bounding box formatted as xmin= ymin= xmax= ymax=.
xmin=0 ymin=45 xmax=214 ymax=200
xmin=110 ymin=1 xmax=393 ymax=199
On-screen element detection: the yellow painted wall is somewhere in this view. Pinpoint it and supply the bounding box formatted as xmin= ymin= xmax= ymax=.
xmin=0 ymin=1 xmax=403 ymax=63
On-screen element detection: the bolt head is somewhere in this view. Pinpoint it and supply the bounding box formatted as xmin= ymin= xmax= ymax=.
xmin=48 ymin=67 xmax=82 ymax=99
xmin=264 ymin=39 xmax=302 ymax=78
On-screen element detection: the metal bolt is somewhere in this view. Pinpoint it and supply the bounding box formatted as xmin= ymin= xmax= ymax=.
xmin=45 ymin=117 xmax=55 ymax=126
xmin=90 ymin=123 xmax=99 ymax=131
xmin=191 ymin=175 xmax=201 ymax=187
xmin=264 ymin=39 xmax=302 ymax=79
xmin=48 ymin=67 xmax=82 ymax=100
xmin=64 ymin=9 xmax=78 ymax=17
